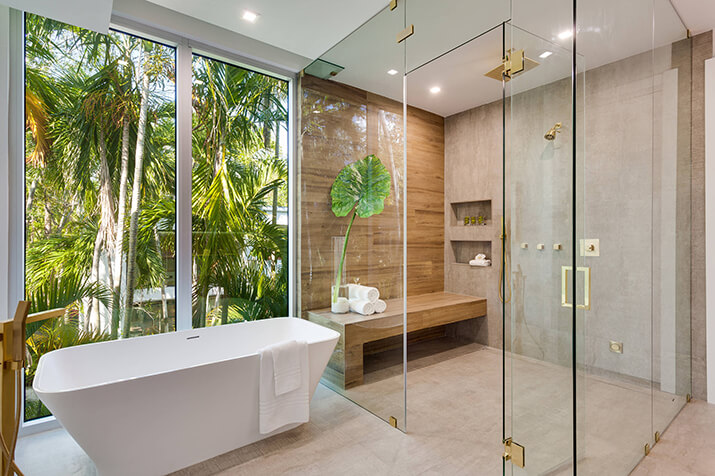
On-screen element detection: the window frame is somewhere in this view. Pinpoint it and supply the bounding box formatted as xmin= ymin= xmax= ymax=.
xmin=11 ymin=9 xmax=298 ymax=435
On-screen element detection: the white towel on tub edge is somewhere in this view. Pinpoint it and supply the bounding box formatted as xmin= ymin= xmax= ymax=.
xmin=259 ymin=340 xmax=309 ymax=434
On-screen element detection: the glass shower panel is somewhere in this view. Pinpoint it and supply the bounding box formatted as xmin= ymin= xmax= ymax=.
xmin=576 ymin=0 xmax=656 ymax=469
xmin=506 ymin=24 xmax=575 ymax=475
xmin=574 ymin=0 xmax=691 ymax=473
xmin=403 ymin=0 xmax=509 ymax=72
xmin=298 ymin=3 xmax=407 ymax=429
xmin=651 ymin=0 xmax=692 ymax=441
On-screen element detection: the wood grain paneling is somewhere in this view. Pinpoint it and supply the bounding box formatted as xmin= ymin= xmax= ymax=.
xmin=299 ymin=75 xmax=444 ymax=314
xmin=307 ymin=292 xmax=486 ymax=388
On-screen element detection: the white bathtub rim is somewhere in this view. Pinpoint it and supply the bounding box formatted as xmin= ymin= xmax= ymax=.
xmin=33 ymin=317 xmax=340 ymax=395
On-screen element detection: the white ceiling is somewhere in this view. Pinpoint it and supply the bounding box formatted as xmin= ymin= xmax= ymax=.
xmin=144 ymin=0 xmax=389 ymax=59
xmin=318 ymin=0 xmax=689 ymax=117
xmin=670 ymin=0 xmax=715 ymax=36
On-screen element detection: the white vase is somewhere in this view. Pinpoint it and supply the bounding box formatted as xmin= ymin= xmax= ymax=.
xmin=331 ymin=297 xmax=349 ymax=314
xmin=331 ymin=285 xmax=350 ymax=314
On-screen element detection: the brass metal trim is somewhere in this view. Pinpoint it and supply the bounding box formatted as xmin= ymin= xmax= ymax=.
xmin=687 ymin=393 xmax=692 ymax=403
xmin=503 ymin=438 xmax=525 ymax=468
xmin=389 ymin=416 xmax=398 ymax=428
xmin=390 ymin=0 xmax=397 ymax=10
xmin=561 ymin=266 xmax=591 ymax=310
xmin=397 ymin=24 xmax=414 ymax=43
xmin=644 ymin=443 xmax=650 ymax=456
xmin=654 ymin=431 xmax=660 ymax=443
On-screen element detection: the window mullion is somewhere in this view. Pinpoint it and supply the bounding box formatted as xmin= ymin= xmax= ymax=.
xmin=175 ymin=40 xmax=193 ymax=331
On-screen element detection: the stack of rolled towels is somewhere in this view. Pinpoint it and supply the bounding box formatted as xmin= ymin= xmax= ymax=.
xmin=348 ymin=284 xmax=387 ymax=316
xmin=469 ymin=253 xmax=491 ymax=267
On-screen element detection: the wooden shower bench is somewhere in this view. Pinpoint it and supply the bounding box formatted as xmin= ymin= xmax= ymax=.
xmin=306 ymin=292 xmax=486 ymax=389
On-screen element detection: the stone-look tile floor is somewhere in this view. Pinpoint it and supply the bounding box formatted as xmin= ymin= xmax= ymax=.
xmin=14 ymin=339 xmax=706 ymax=475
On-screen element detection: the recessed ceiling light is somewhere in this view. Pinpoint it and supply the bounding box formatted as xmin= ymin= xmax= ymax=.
xmin=242 ymin=10 xmax=259 ymax=23
xmin=430 ymin=86 xmax=441 ymax=94
xmin=558 ymin=29 xmax=573 ymax=40
xmin=539 ymin=51 xmax=553 ymax=59
xmin=387 ymin=69 xmax=398 ymax=76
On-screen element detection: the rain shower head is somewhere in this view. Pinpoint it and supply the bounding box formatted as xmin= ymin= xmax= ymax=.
xmin=484 ymin=49 xmax=539 ymax=82
xmin=544 ymin=122 xmax=562 ymax=141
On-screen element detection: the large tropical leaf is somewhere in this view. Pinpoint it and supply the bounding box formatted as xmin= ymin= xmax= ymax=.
xmin=330 ymin=155 xmax=391 ymax=218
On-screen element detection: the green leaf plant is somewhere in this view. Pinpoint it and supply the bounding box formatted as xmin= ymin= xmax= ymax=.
xmin=330 ymin=155 xmax=391 ymax=303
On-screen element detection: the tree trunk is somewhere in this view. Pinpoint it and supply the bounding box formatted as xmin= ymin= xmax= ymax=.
xmin=122 ymin=49 xmax=150 ymax=339
xmin=96 ymin=128 xmax=116 ymax=332
xmin=26 ymin=177 xmax=38 ymax=215
xmin=89 ymin=232 xmax=102 ymax=331
xmin=111 ymin=116 xmax=131 ymax=339
xmin=154 ymin=228 xmax=169 ymax=328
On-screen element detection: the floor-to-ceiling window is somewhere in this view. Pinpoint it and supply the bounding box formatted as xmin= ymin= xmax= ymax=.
xmin=22 ymin=13 xmax=290 ymax=424
xmin=23 ymin=14 xmax=177 ymax=421
xmin=190 ymin=55 xmax=288 ymax=328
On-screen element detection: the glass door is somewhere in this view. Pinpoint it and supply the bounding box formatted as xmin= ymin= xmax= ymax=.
xmin=503 ymin=24 xmax=578 ymax=475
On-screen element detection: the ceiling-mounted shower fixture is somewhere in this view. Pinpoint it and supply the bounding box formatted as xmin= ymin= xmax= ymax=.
xmin=544 ymin=122 xmax=562 ymax=141
xmin=484 ymin=49 xmax=540 ymax=82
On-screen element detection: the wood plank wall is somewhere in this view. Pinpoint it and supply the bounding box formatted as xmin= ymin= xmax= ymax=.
xmin=299 ymin=75 xmax=444 ymax=314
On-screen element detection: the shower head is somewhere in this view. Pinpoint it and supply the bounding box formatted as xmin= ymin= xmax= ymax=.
xmin=544 ymin=122 xmax=562 ymax=141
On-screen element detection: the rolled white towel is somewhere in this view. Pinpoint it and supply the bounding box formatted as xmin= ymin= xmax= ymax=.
xmin=374 ymin=299 xmax=387 ymax=313
xmin=348 ymin=284 xmax=379 ymax=303
xmin=349 ymin=299 xmax=375 ymax=315
xmin=469 ymin=259 xmax=491 ymax=267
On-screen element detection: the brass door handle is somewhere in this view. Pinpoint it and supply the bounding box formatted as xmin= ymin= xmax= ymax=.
xmin=561 ymin=266 xmax=591 ymax=310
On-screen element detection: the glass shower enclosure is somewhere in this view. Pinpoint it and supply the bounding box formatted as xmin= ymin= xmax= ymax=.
xmin=298 ymin=0 xmax=693 ymax=474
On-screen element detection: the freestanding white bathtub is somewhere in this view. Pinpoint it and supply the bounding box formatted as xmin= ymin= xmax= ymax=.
xmin=33 ymin=317 xmax=339 ymax=476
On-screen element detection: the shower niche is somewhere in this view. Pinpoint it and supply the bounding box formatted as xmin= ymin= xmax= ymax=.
xmin=450 ymin=199 xmax=492 ymax=226
xmin=450 ymin=240 xmax=492 ymax=266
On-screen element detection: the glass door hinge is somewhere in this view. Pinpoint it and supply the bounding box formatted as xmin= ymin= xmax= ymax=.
xmin=503 ymin=437 xmax=525 ymax=468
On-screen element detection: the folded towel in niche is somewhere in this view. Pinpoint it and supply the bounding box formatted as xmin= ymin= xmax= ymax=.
xmin=475 ymin=253 xmax=487 ymax=260
xmin=469 ymin=259 xmax=491 ymax=267
xmin=348 ymin=284 xmax=380 ymax=303
xmin=259 ymin=340 xmax=310 ymax=434
xmin=349 ymin=299 xmax=375 ymax=315
xmin=374 ymin=299 xmax=387 ymax=314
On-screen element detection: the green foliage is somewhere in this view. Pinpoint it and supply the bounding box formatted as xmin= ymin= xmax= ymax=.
xmin=331 ymin=155 xmax=391 ymax=218
xmin=21 ymin=13 xmax=289 ymax=420
xmin=330 ymin=155 xmax=391 ymax=302
xmin=26 ymin=318 xmax=111 ymax=385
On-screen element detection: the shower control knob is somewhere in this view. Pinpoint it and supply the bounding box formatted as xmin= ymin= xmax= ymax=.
xmin=587 ymin=244 xmax=595 ymax=252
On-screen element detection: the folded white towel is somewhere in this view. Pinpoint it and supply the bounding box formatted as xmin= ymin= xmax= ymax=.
xmin=259 ymin=340 xmax=310 ymax=434
xmin=348 ymin=284 xmax=379 ymax=303
xmin=475 ymin=253 xmax=486 ymax=260
xmin=374 ymin=299 xmax=387 ymax=313
xmin=349 ymin=299 xmax=375 ymax=315
xmin=269 ymin=340 xmax=302 ymax=396
xmin=469 ymin=259 xmax=491 ymax=267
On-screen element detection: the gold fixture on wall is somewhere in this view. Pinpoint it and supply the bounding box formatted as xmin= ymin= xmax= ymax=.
xmin=544 ymin=122 xmax=562 ymax=140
